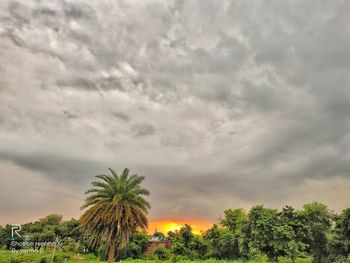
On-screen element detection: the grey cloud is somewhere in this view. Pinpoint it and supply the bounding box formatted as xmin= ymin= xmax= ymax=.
xmin=63 ymin=110 xmax=79 ymax=119
xmin=131 ymin=123 xmax=156 ymax=137
xmin=0 ymin=151 xmax=105 ymax=184
xmin=35 ymin=7 xmax=58 ymax=17
xmin=1 ymin=0 xmax=350 ymax=224
xmin=8 ymin=1 xmax=31 ymax=24
xmin=57 ymin=77 xmax=96 ymax=90
xmin=63 ymin=2 xmax=95 ymax=20
xmin=2 ymin=30 xmax=26 ymax=47
xmin=113 ymin=112 xmax=130 ymax=122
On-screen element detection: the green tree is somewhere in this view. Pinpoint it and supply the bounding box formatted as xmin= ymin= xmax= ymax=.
xmin=241 ymin=205 xmax=278 ymax=261
xmin=171 ymin=224 xmax=204 ymax=260
xmin=60 ymin=218 xmax=84 ymax=242
xmin=0 ymin=226 xmax=4 ymax=248
xmin=40 ymin=214 xmax=63 ymax=226
xmin=79 ymin=168 xmax=150 ymax=263
xmin=171 ymin=225 xmax=193 ymax=258
xmin=23 ymin=215 xmax=65 ymax=250
xmin=330 ymin=208 xmax=350 ymax=261
xmin=301 ymin=202 xmax=333 ymax=263
xmin=221 ymin=208 xmax=247 ymax=232
xmin=273 ymin=206 xmax=309 ymax=263
xmin=126 ymin=231 xmax=149 ymax=258
xmin=204 ymin=224 xmax=239 ymax=259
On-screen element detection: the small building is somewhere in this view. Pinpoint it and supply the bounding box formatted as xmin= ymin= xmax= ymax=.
xmin=145 ymin=237 xmax=172 ymax=255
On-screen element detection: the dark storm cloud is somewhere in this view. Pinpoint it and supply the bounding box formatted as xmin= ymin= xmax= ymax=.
xmin=1 ymin=0 xmax=350 ymax=224
xmin=0 ymin=151 xmax=105 ymax=183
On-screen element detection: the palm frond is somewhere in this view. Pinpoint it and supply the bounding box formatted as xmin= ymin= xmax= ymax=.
xmin=79 ymin=167 xmax=150 ymax=261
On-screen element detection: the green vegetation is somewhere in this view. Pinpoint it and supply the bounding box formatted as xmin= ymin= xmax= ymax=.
xmin=0 ymin=250 xmax=315 ymax=263
xmin=0 ymin=168 xmax=349 ymax=263
xmin=0 ymin=249 xmax=96 ymax=263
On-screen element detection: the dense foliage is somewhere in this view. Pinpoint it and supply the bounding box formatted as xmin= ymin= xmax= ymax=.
xmin=165 ymin=203 xmax=350 ymax=263
xmin=0 ymin=167 xmax=349 ymax=263
xmin=1 ymin=204 xmax=350 ymax=262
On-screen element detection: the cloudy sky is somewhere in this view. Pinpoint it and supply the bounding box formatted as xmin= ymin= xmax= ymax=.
xmin=1 ymin=0 xmax=350 ymax=225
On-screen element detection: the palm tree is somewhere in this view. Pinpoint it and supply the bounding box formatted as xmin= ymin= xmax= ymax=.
xmin=79 ymin=168 xmax=150 ymax=263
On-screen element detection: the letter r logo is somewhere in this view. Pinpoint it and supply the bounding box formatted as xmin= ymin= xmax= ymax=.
xmin=11 ymin=224 xmax=21 ymax=238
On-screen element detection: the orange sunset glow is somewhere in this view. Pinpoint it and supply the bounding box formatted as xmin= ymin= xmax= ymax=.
xmin=148 ymin=219 xmax=214 ymax=235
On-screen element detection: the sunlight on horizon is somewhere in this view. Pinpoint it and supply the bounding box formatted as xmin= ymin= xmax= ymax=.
xmin=148 ymin=219 xmax=214 ymax=235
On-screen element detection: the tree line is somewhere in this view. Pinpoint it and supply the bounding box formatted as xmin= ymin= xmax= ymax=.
xmin=165 ymin=203 xmax=350 ymax=263
xmin=0 ymin=168 xmax=349 ymax=263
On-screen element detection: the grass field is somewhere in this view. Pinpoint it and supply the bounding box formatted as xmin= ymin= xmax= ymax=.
xmin=0 ymin=249 xmax=314 ymax=263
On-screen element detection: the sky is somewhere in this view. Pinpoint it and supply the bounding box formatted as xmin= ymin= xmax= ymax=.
xmin=1 ymin=0 xmax=350 ymax=228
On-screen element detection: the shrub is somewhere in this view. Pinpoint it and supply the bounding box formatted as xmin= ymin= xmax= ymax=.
xmin=62 ymin=238 xmax=80 ymax=253
xmin=154 ymin=246 xmax=170 ymax=260
xmin=53 ymin=255 xmax=65 ymax=263
xmin=98 ymin=244 xmax=107 ymax=260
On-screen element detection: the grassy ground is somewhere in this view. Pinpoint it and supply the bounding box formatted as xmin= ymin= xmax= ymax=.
xmin=0 ymin=249 xmax=99 ymax=263
xmin=0 ymin=250 xmax=313 ymax=263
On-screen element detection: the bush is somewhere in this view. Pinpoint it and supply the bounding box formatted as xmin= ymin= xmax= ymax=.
xmin=62 ymin=238 xmax=80 ymax=253
xmin=53 ymin=255 xmax=65 ymax=263
xmin=154 ymin=246 xmax=170 ymax=260
xmin=97 ymin=244 xmax=107 ymax=260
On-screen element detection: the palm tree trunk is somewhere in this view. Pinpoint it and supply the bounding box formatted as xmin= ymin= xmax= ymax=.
xmin=107 ymin=242 xmax=116 ymax=263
